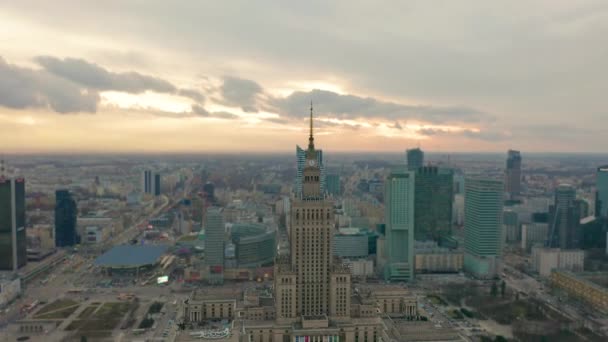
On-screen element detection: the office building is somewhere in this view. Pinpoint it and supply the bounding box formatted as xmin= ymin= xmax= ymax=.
xmin=548 ymin=184 xmax=580 ymax=249
xmin=384 ymin=167 xmax=415 ymax=281
xmin=414 ymin=166 xmax=453 ymax=241
xmin=505 ymin=150 xmax=522 ymax=198
xmin=597 ymin=165 xmax=608 ymax=218
xmin=503 ymin=210 xmax=519 ymax=242
xmin=54 ymin=190 xmax=78 ymax=247
xmin=406 ymin=147 xmax=424 ymax=170
xmin=0 ymin=176 xmax=27 ymax=271
xmin=153 ymin=173 xmax=161 ymax=196
xmin=415 ymin=241 xmax=463 ymax=273
xmin=333 ymin=228 xmax=369 ymax=259
xmin=205 ymin=207 xmax=225 ymax=284
xmin=521 ymin=223 xmax=549 ymax=251
xmin=142 ymin=170 xmax=152 ymax=193
xmin=532 ymin=247 xmax=584 ymax=277
xmin=230 ymin=223 xmax=276 ymax=268
xmin=203 ymin=182 xmax=215 ymax=200
xmin=142 ymin=170 xmax=161 ymax=196
xmin=295 ymin=145 xmax=325 ymax=197
xmin=326 ymin=174 xmax=341 ymax=196
xmin=575 ymin=199 xmax=590 ymax=219
xmin=0 ymin=274 xmax=21 ymax=308
xmin=464 ymin=178 xmax=503 ymax=279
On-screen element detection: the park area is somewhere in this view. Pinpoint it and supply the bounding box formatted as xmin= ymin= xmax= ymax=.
xmin=34 ymin=299 xmax=80 ymax=319
xmin=66 ymin=301 xmax=135 ymax=339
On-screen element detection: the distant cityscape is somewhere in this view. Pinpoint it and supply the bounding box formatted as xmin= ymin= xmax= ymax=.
xmin=0 ymin=110 xmax=607 ymax=342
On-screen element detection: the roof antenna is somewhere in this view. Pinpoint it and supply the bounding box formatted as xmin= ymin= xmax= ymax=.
xmin=308 ymin=101 xmax=315 ymax=150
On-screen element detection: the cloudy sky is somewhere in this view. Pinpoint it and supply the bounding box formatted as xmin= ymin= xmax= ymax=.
xmin=1 ymin=1 xmax=607 ymax=153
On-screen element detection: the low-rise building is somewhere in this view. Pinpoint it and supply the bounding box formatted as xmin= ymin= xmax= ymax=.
xmin=344 ymin=259 xmax=374 ymax=278
xmin=184 ymin=290 xmax=238 ymax=322
xmin=521 ymin=223 xmax=549 ymax=251
xmin=414 ymin=240 xmax=463 ymax=273
xmin=0 ymin=274 xmax=21 ymax=308
xmin=532 ymin=247 xmax=585 ymax=277
xmin=333 ymin=228 xmax=369 ymax=259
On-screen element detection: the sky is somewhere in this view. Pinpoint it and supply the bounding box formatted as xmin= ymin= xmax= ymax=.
xmin=1 ymin=1 xmax=607 ymax=153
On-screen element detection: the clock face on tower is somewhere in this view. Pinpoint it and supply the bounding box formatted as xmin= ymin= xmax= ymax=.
xmin=308 ymin=159 xmax=316 ymax=166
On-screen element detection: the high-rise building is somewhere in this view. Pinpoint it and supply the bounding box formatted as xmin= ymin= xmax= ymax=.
xmin=203 ymin=182 xmax=215 ymax=202
xmin=574 ymin=199 xmax=589 ymax=219
xmin=547 ymin=184 xmax=580 ymax=249
xmin=204 ymin=207 xmax=225 ymax=284
xmin=384 ymin=167 xmax=415 ymax=281
xmin=295 ymin=145 xmax=325 ymax=197
xmin=153 ymin=173 xmax=161 ymax=196
xmin=142 ymin=170 xmax=152 ymax=194
xmin=596 ymin=165 xmax=608 ymax=218
xmin=414 ymin=166 xmax=453 ymax=242
xmin=54 ymin=189 xmax=78 ymax=247
xmin=406 ymin=147 xmax=424 ymax=170
xmin=0 ymin=176 xmax=27 ymax=271
xmin=464 ymin=178 xmax=503 ymax=279
xmin=142 ymin=170 xmax=161 ymax=196
xmin=274 ymin=104 xmax=351 ymax=322
xmin=505 ymin=150 xmax=522 ymax=198
xmin=326 ymin=174 xmax=341 ymax=196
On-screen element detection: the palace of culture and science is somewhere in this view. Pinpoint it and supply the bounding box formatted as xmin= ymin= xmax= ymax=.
xmin=184 ymin=107 xmax=422 ymax=342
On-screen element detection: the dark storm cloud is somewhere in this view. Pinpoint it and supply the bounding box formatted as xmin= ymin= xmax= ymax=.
xmin=269 ymin=89 xmax=489 ymax=124
xmin=35 ymin=56 xmax=204 ymax=103
xmin=0 ymin=57 xmax=98 ymax=113
xmin=219 ymin=76 xmax=263 ymax=112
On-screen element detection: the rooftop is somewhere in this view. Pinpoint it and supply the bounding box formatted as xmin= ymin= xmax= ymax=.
xmin=94 ymin=244 xmax=168 ymax=268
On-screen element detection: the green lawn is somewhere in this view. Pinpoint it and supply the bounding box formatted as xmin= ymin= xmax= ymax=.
xmin=447 ymin=309 xmax=464 ymax=319
xmin=426 ymin=294 xmax=448 ymax=306
xmin=34 ymin=299 xmax=79 ymax=318
xmin=78 ymin=304 xmax=99 ymax=319
xmin=65 ymin=302 xmax=133 ymax=333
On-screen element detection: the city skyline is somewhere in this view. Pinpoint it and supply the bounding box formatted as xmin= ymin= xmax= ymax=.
xmin=2 ymin=1 xmax=608 ymax=153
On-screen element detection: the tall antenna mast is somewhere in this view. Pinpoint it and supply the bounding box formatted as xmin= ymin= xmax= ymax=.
xmin=308 ymin=101 xmax=315 ymax=150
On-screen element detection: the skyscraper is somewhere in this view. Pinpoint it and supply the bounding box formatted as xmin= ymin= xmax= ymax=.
xmin=204 ymin=207 xmax=225 ymax=284
xmin=548 ymin=184 xmax=580 ymax=249
xmin=153 ymin=173 xmax=161 ymax=196
xmin=275 ymin=104 xmax=351 ymax=322
xmin=295 ymin=145 xmax=326 ymax=197
xmin=406 ymin=147 xmax=424 ymax=170
xmin=142 ymin=170 xmax=161 ymax=196
xmin=414 ymin=166 xmax=454 ymax=242
xmin=0 ymin=176 xmax=27 ymax=271
xmin=596 ymin=165 xmax=608 ymax=218
xmin=55 ymin=189 xmax=78 ymax=247
xmin=505 ymin=150 xmax=522 ymax=198
xmin=326 ymin=174 xmax=341 ymax=196
xmin=384 ymin=167 xmax=415 ymax=281
xmin=142 ymin=170 xmax=152 ymax=194
xmin=464 ymin=178 xmax=503 ymax=279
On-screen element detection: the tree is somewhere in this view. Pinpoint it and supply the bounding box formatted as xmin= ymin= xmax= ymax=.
xmin=491 ymin=282 xmax=498 ymax=297
xmin=80 ymin=336 xmax=88 ymax=342
xmin=500 ymin=281 xmax=506 ymax=298
xmin=494 ymin=336 xmax=508 ymax=342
